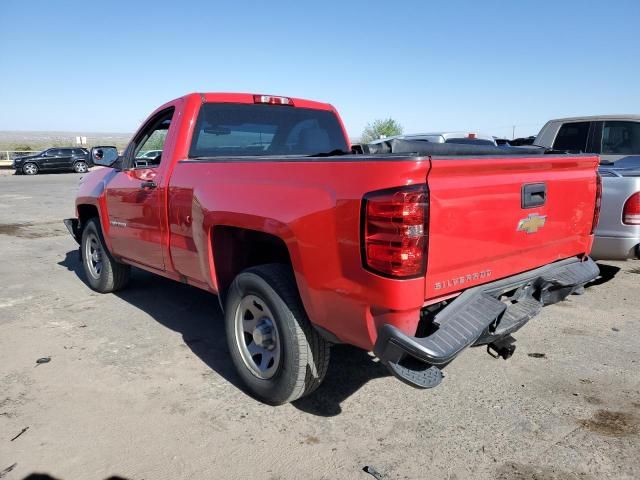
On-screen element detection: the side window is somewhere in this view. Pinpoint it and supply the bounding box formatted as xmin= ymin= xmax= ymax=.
xmin=601 ymin=121 xmax=640 ymax=155
xmin=129 ymin=107 xmax=175 ymax=168
xmin=47 ymin=149 xmax=60 ymax=156
xmin=553 ymin=122 xmax=590 ymax=152
xmin=60 ymin=149 xmax=72 ymax=155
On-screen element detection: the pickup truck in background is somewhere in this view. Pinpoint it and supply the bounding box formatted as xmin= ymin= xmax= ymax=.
xmin=65 ymin=93 xmax=601 ymax=405
xmin=534 ymin=115 xmax=640 ymax=259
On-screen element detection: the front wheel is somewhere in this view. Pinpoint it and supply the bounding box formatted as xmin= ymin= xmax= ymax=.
xmin=22 ymin=163 xmax=38 ymax=175
xmin=225 ymin=264 xmax=330 ymax=405
xmin=81 ymin=218 xmax=130 ymax=293
xmin=73 ymin=161 xmax=88 ymax=173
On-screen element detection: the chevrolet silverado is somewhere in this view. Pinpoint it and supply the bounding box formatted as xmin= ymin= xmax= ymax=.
xmin=65 ymin=93 xmax=601 ymax=404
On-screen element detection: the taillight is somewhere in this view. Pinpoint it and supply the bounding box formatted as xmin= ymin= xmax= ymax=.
xmin=362 ymin=184 xmax=428 ymax=278
xmin=623 ymin=192 xmax=640 ymax=225
xmin=590 ymin=172 xmax=602 ymax=234
xmin=253 ymin=95 xmax=294 ymax=106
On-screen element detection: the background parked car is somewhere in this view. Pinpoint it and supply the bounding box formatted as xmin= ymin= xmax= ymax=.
xmin=509 ymin=136 xmax=536 ymax=146
xmin=369 ymin=131 xmax=498 ymax=146
xmin=534 ymin=115 xmax=640 ymax=260
xmin=13 ymin=147 xmax=91 ymax=175
xmin=534 ymin=115 xmax=640 ymax=162
xmin=137 ymin=149 xmax=162 ymax=160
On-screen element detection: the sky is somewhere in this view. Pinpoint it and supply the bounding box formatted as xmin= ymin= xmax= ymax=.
xmin=1 ymin=0 xmax=639 ymax=140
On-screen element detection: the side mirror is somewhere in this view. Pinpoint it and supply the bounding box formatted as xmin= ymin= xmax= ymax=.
xmin=91 ymin=146 xmax=119 ymax=167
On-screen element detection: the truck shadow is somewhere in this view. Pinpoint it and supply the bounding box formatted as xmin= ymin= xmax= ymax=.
xmin=292 ymin=346 xmax=389 ymax=416
xmin=58 ymin=250 xmax=388 ymax=416
xmin=22 ymin=475 xmax=129 ymax=480
xmin=587 ymin=262 xmax=621 ymax=288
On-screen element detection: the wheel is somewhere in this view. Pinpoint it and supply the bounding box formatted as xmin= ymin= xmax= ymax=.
xmin=225 ymin=264 xmax=330 ymax=405
xmin=81 ymin=218 xmax=130 ymax=293
xmin=73 ymin=161 xmax=88 ymax=173
xmin=22 ymin=163 xmax=38 ymax=175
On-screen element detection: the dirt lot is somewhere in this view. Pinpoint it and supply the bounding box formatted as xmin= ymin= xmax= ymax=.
xmin=0 ymin=171 xmax=639 ymax=480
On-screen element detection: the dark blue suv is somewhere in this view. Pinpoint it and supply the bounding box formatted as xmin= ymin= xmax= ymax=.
xmin=14 ymin=148 xmax=91 ymax=175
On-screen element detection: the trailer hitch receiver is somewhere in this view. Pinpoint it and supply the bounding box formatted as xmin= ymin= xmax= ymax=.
xmin=487 ymin=335 xmax=517 ymax=360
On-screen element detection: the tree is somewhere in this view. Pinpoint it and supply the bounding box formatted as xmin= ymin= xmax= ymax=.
xmin=11 ymin=144 xmax=34 ymax=151
xmin=360 ymin=118 xmax=404 ymax=143
xmin=142 ymin=130 xmax=167 ymax=151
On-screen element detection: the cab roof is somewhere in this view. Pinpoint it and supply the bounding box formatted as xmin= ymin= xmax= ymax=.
xmin=547 ymin=114 xmax=640 ymax=123
xmin=185 ymin=92 xmax=336 ymax=112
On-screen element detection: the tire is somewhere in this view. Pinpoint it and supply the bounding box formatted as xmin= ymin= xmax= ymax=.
xmin=80 ymin=218 xmax=130 ymax=293
xmin=22 ymin=163 xmax=38 ymax=175
xmin=225 ymin=264 xmax=330 ymax=405
xmin=73 ymin=161 xmax=88 ymax=173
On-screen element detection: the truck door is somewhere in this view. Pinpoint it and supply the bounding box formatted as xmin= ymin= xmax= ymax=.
xmin=103 ymin=107 xmax=176 ymax=271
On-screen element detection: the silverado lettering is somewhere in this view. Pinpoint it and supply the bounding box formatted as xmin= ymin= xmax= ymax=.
xmin=434 ymin=270 xmax=492 ymax=290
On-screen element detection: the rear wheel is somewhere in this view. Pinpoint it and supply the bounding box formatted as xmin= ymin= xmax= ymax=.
xmin=81 ymin=218 xmax=130 ymax=293
xmin=225 ymin=264 xmax=330 ymax=405
xmin=73 ymin=161 xmax=88 ymax=173
xmin=22 ymin=163 xmax=38 ymax=175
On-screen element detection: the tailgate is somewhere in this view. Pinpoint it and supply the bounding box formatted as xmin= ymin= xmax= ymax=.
xmin=425 ymin=155 xmax=599 ymax=299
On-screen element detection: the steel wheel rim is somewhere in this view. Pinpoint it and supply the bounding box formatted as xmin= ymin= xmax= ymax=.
xmin=84 ymin=232 xmax=103 ymax=279
xmin=24 ymin=164 xmax=36 ymax=174
xmin=234 ymin=294 xmax=282 ymax=379
xmin=75 ymin=162 xmax=87 ymax=173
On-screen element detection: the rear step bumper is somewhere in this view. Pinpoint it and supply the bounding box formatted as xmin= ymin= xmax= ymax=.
xmin=374 ymin=256 xmax=600 ymax=389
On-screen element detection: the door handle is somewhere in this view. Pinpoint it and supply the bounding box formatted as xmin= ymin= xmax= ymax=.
xmin=521 ymin=183 xmax=546 ymax=208
xmin=140 ymin=181 xmax=157 ymax=189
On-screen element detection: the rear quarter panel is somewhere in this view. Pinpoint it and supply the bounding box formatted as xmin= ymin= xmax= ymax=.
xmin=168 ymin=158 xmax=430 ymax=349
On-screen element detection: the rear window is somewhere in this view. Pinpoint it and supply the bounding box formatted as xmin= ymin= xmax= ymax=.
xmin=553 ymin=122 xmax=590 ymax=152
xmin=601 ymin=121 xmax=640 ymax=155
xmin=189 ymin=103 xmax=348 ymax=157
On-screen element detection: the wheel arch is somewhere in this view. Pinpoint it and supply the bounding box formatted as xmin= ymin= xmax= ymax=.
xmin=77 ymin=203 xmax=100 ymax=228
xmin=211 ymin=226 xmax=294 ymax=304
xmin=75 ymin=203 xmax=114 ymax=252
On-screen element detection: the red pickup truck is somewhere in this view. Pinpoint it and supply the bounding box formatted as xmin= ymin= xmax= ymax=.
xmin=65 ymin=93 xmax=601 ymax=405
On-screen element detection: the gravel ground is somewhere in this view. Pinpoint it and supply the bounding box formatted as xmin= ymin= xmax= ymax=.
xmin=0 ymin=172 xmax=639 ymax=480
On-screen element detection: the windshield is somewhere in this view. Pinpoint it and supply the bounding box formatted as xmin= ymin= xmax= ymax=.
xmin=189 ymin=103 xmax=348 ymax=157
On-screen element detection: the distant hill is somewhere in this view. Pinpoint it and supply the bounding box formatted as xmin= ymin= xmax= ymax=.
xmin=0 ymin=131 xmax=133 ymax=151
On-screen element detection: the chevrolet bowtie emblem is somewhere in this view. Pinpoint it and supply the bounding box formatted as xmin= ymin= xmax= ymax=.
xmin=517 ymin=213 xmax=547 ymax=234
